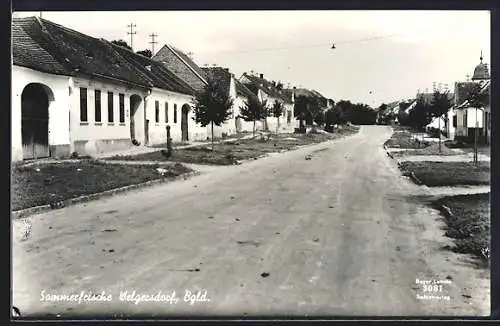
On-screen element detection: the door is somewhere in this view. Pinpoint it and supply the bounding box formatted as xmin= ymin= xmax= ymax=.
xmin=235 ymin=117 xmax=242 ymax=132
xmin=21 ymin=84 xmax=50 ymax=160
xmin=144 ymin=119 xmax=149 ymax=145
xmin=181 ymin=105 xmax=189 ymax=141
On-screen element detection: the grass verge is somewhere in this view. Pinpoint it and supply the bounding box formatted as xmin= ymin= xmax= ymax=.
xmin=384 ymin=127 xmax=430 ymax=149
xmin=11 ymin=160 xmax=192 ymax=211
xmin=433 ymin=193 xmax=490 ymax=265
xmin=398 ymin=161 xmax=490 ymax=187
xmin=391 ymin=142 xmax=459 ymax=156
xmin=106 ymin=126 xmax=360 ymax=165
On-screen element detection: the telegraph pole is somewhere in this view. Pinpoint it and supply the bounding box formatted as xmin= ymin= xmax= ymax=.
xmin=127 ymin=23 xmax=137 ymax=51
xmin=149 ymin=33 xmax=158 ymax=55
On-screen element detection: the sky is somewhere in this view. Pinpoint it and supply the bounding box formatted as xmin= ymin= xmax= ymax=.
xmin=12 ymin=10 xmax=490 ymax=107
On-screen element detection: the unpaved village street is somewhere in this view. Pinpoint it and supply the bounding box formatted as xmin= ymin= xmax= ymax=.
xmin=12 ymin=126 xmax=489 ymax=317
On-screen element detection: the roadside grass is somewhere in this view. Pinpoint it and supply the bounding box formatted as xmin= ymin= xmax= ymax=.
xmin=11 ymin=160 xmax=192 ymax=211
xmin=444 ymin=140 xmax=491 ymax=157
xmin=391 ymin=142 xmax=459 ymax=157
xmin=106 ymin=126 xmax=360 ymax=165
xmin=149 ymin=131 xmax=253 ymax=149
xmin=398 ymin=161 xmax=490 ymax=187
xmin=384 ymin=127 xmax=430 ymax=149
xmin=433 ymin=193 xmax=490 ymax=265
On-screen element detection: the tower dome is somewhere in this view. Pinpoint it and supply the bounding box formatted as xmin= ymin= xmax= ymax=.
xmin=472 ymin=51 xmax=490 ymax=81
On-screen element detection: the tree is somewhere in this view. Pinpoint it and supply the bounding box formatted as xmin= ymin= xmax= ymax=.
xmin=136 ymin=49 xmax=152 ymax=58
xmin=465 ymin=83 xmax=490 ymax=164
xmin=408 ymin=97 xmax=432 ymax=130
xmin=429 ymin=89 xmax=453 ymax=152
xmin=271 ymin=100 xmax=284 ymax=133
xmin=192 ymin=77 xmax=234 ymax=150
xmin=314 ymin=111 xmax=325 ymax=126
xmin=239 ymin=97 xmax=268 ymax=137
xmin=111 ymin=39 xmax=132 ymax=50
xmin=294 ymin=95 xmax=320 ymax=128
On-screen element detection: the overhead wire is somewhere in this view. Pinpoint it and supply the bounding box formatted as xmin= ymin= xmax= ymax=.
xmin=214 ymin=27 xmax=434 ymax=54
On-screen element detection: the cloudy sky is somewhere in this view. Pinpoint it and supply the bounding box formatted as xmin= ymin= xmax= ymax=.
xmin=12 ymin=10 xmax=490 ymax=106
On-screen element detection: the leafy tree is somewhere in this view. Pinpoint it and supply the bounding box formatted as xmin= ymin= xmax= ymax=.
xmin=239 ymin=97 xmax=268 ymax=137
xmin=465 ymin=83 xmax=490 ymax=110
xmin=408 ymin=97 xmax=432 ymax=130
xmin=192 ymin=77 xmax=234 ymax=150
xmin=271 ymin=100 xmax=284 ymax=133
xmin=314 ymin=111 xmax=325 ymax=126
xmin=325 ymin=105 xmax=345 ymax=127
xmin=111 ymin=39 xmax=132 ymax=50
xmin=136 ymin=49 xmax=153 ymax=58
xmin=294 ymin=95 xmax=321 ymax=127
xmin=429 ymin=89 xmax=453 ymax=151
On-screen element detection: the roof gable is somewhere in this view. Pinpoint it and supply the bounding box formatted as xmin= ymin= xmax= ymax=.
xmin=201 ymin=67 xmax=231 ymax=95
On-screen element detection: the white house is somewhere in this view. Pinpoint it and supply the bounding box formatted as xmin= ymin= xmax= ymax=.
xmin=240 ymin=73 xmax=294 ymax=132
xmin=450 ymin=55 xmax=490 ymax=144
xmin=12 ymin=17 xmax=201 ymax=161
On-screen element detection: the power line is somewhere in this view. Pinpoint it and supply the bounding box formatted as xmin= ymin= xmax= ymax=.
xmin=215 ymin=28 xmax=434 ymax=54
xmin=127 ymin=23 xmax=137 ymax=51
xmin=149 ymin=33 xmax=158 ymax=54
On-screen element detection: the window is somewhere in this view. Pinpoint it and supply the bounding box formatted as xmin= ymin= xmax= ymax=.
xmin=155 ymin=100 xmax=160 ymax=123
xmin=165 ymin=102 xmax=169 ymax=123
xmin=452 ymin=115 xmax=457 ymax=128
xmin=94 ymin=90 xmax=101 ymax=122
xmin=80 ymin=87 xmax=88 ymax=122
xmin=174 ymin=104 xmax=178 ymax=123
xmin=463 ymin=112 xmax=467 ymax=127
xmin=108 ymin=92 xmax=114 ymax=123
xmin=119 ymin=93 xmax=125 ymax=123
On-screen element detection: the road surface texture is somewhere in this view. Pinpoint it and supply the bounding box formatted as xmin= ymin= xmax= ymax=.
xmin=12 ymin=126 xmax=489 ymax=318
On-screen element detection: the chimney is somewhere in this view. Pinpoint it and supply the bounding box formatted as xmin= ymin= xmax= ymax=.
xmin=260 ymin=73 xmax=264 ymax=79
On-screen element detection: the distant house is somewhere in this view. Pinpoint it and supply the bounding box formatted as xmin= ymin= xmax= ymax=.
xmin=12 ymin=17 xmax=198 ymax=161
xmin=240 ymin=73 xmax=294 ymax=132
xmin=234 ymin=79 xmax=263 ymax=132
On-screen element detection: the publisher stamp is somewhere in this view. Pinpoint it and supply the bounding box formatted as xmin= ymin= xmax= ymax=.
xmin=414 ymin=278 xmax=452 ymax=301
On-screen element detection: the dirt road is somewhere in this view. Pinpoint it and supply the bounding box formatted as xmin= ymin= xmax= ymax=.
xmin=12 ymin=126 xmax=490 ymax=317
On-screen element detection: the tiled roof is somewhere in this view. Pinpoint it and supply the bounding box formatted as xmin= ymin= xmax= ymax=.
xmin=12 ymin=19 xmax=68 ymax=75
xmin=201 ymin=67 xmax=231 ymax=95
xmin=112 ymin=45 xmax=195 ymax=95
xmin=235 ymin=79 xmax=259 ymax=103
xmin=170 ymin=46 xmax=208 ymax=80
xmin=12 ymin=17 xmax=194 ymax=95
xmin=241 ymin=73 xmax=288 ymax=102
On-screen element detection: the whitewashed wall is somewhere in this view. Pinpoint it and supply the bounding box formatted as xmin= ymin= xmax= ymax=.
xmin=11 ymin=65 xmax=71 ymax=161
xmin=144 ymin=88 xmax=204 ymax=144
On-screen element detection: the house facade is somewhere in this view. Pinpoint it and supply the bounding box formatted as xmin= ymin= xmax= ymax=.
xmin=450 ymin=55 xmax=490 ymax=144
xmin=240 ymin=73 xmax=294 ymax=132
xmin=12 ymin=17 xmax=200 ymax=161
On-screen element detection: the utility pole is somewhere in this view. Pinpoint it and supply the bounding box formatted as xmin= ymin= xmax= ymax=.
xmin=127 ymin=23 xmax=137 ymax=51
xmin=149 ymin=33 xmax=158 ymax=55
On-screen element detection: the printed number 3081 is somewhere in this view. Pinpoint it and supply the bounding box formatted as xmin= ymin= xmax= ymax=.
xmin=423 ymin=285 xmax=443 ymax=292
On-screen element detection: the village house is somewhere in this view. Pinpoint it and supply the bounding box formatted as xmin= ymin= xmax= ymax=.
xmin=153 ymin=46 xmax=238 ymax=139
xmin=240 ymin=73 xmax=295 ymax=132
xmin=234 ymin=79 xmax=262 ymax=133
xmin=448 ymin=55 xmax=490 ymax=144
xmin=12 ymin=17 xmax=202 ymax=161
